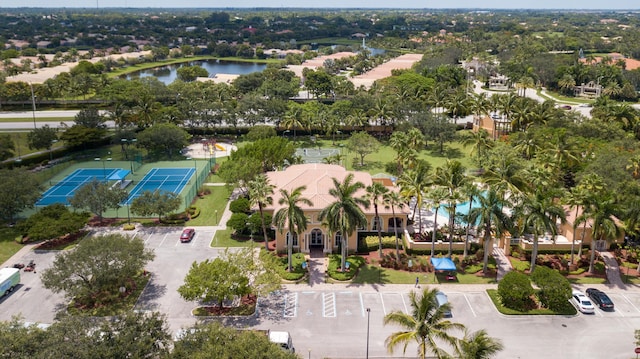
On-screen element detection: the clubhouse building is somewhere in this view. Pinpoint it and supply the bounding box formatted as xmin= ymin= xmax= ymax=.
xmin=263 ymin=164 xmax=409 ymax=254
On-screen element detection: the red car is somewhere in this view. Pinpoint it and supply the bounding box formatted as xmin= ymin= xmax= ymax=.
xmin=180 ymin=228 xmax=195 ymax=243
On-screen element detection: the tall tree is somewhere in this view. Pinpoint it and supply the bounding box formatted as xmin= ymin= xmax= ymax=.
xmin=319 ymin=174 xmax=369 ymax=272
xmin=426 ymin=186 xmax=450 ymax=257
xmin=468 ymin=189 xmax=512 ymax=274
xmin=454 ymin=329 xmax=504 ymax=359
xmin=384 ymin=190 xmax=405 ymax=260
xmin=366 ymin=181 xmax=389 ymax=257
xmin=247 ymin=174 xmax=275 ymax=250
xmin=41 ymin=233 xmax=154 ymax=308
xmin=516 ymin=192 xmax=566 ymax=273
xmin=0 ymin=168 xmax=41 ymax=222
xmin=383 ymin=287 xmax=465 ymax=359
xmin=274 ymin=186 xmax=312 ymax=272
xmin=433 ymin=160 xmax=469 ymax=257
xmin=68 ymin=179 xmax=128 ymax=221
xmin=346 ymin=131 xmax=380 ymax=167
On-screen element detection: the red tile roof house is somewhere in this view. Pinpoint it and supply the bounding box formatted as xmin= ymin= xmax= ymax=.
xmin=263 ymin=164 xmax=409 ymax=254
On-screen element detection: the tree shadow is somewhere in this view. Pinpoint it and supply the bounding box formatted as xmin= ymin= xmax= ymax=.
xmin=134 ymin=276 xmax=166 ymax=311
xmin=426 ymin=146 xmax=463 ymax=159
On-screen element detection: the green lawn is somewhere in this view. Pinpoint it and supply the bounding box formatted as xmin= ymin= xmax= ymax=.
xmin=0 ymin=228 xmax=24 ymax=266
xmin=296 ymin=137 xmax=474 ymax=176
xmin=487 ymin=289 xmax=577 ymax=315
xmin=509 ymin=257 xmax=531 ymax=272
xmin=211 ymin=228 xmax=256 ymax=248
xmin=187 ymin=186 xmax=231 ymax=226
xmin=350 ymin=265 xmax=495 ymax=285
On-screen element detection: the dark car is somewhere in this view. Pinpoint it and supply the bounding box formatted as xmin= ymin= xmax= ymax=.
xmin=180 ymin=228 xmax=195 ymax=243
xmin=586 ymin=288 xmax=615 ymax=311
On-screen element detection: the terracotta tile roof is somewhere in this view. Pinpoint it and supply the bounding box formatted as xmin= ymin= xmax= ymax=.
xmin=264 ymin=164 xmax=403 ymax=215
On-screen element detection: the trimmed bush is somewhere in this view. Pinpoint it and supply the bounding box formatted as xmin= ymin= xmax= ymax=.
xmin=497 ymin=271 xmax=535 ymax=312
xmin=362 ymin=235 xmax=400 ymax=252
xmin=327 ymin=255 xmax=365 ymax=281
xmin=531 ymin=266 xmax=573 ymax=312
xmin=229 ymin=198 xmax=250 ymax=213
xmin=227 ymin=213 xmax=249 ymax=234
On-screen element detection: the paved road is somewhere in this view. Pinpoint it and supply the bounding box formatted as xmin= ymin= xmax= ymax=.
xmin=0 ymin=110 xmax=116 ymax=130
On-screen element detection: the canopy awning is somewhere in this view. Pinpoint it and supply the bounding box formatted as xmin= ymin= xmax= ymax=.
xmin=430 ymin=257 xmax=457 ymax=271
xmin=108 ymin=169 xmax=130 ymax=180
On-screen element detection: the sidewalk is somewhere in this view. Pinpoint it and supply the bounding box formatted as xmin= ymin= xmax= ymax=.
xmin=492 ymin=245 xmax=512 ymax=281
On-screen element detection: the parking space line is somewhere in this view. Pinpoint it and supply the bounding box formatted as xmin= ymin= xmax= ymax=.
xmin=463 ymin=294 xmax=477 ymax=317
xmin=144 ymin=233 xmax=153 ymax=244
xmin=359 ymin=292 xmax=365 ymax=317
xmin=621 ymin=294 xmax=640 ymax=313
xmin=323 ymin=293 xmax=336 ymax=317
xmin=190 ymin=234 xmax=197 ymax=246
xmin=380 ymin=292 xmax=387 ymax=315
xmin=400 ymin=293 xmax=408 ymax=313
xmin=284 ymin=292 xmax=298 ymax=318
xmin=159 ymin=233 xmax=169 ymax=247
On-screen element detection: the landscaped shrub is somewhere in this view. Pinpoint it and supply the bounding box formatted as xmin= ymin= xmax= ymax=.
xmin=379 ymin=253 xmax=428 ymax=271
xmin=229 ymin=198 xmax=250 ymax=213
xmin=327 ymin=255 xmax=365 ymax=281
xmin=531 ymin=266 xmax=572 ymax=312
xmin=247 ymin=212 xmax=272 ymax=237
xmin=497 ymin=271 xmax=535 ymax=312
xmin=227 ymin=213 xmax=249 ymax=234
xmin=363 ymin=235 xmax=400 ymax=252
xmin=270 ymin=251 xmax=305 ymax=281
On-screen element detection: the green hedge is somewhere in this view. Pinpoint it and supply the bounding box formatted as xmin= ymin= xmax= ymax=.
xmin=361 ymin=235 xmax=401 ymax=252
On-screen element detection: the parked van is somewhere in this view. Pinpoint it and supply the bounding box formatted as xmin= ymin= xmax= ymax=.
xmin=435 ymin=291 xmax=452 ymax=317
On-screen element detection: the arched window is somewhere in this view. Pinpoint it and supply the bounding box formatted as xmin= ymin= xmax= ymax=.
xmin=372 ymin=216 xmax=382 ymax=231
xmin=334 ymin=232 xmax=342 ymax=247
xmin=285 ymin=232 xmax=298 ymax=247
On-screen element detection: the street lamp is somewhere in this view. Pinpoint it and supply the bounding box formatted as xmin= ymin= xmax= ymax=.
xmin=366 ymin=308 xmax=371 ymax=359
xmin=215 ymin=210 xmax=218 ymax=224
xmin=29 ymin=82 xmax=37 ymax=129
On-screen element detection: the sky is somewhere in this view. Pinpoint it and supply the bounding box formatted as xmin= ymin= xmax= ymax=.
xmin=0 ymin=0 xmax=638 ymax=10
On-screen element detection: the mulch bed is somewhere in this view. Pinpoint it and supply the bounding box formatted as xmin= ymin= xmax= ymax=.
xmin=199 ymin=294 xmax=257 ymax=316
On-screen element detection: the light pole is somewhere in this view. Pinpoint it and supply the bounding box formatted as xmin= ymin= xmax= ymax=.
xmin=366 ymin=307 xmax=371 ymax=359
xmin=215 ymin=210 xmax=218 ymax=224
xmin=49 ymin=140 xmax=58 ymax=161
xmin=94 ymin=154 xmax=112 ymax=181
xmin=121 ymin=138 xmax=137 ymax=172
xmin=29 ymin=82 xmax=37 ymax=129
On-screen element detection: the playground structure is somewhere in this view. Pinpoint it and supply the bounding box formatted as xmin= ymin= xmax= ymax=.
xmin=185 ymin=139 xmax=236 ymax=160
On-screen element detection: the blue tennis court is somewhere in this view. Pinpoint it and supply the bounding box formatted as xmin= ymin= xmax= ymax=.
xmin=124 ymin=168 xmax=194 ymax=205
xmin=37 ymin=168 xmax=122 ymax=206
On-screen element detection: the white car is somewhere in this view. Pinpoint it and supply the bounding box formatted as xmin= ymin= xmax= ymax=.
xmin=572 ymin=290 xmax=595 ymax=314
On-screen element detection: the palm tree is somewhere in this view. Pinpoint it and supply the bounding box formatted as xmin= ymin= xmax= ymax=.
xmin=426 ymin=186 xmax=449 ymax=257
xmin=433 ymin=160 xmax=469 ymax=257
xmin=248 ymin=174 xmax=275 ymax=251
xmin=384 ymin=190 xmax=404 ymax=260
xmin=383 ymin=287 xmax=465 ymax=359
xmin=516 ymin=192 xmax=566 ymax=272
xmin=319 ymin=174 xmax=369 ymax=272
xmin=582 ymin=194 xmax=619 ymax=274
xmin=366 ymin=181 xmax=389 ymax=257
xmin=454 ymin=329 xmax=504 ymax=359
xmin=562 ymin=186 xmax=589 ymax=265
xmin=398 ymin=166 xmax=430 ymax=228
xmin=460 ymin=129 xmax=494 ymax=169
xmin=273 ymin=186 xmax=313 ymax=272
xmin=461 ymin=183 xmax=482 ymax=257
xmin=468 ymin=189 xmax=512 ymax=274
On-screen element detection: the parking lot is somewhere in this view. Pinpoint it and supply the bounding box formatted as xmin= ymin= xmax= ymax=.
xmin=256 ymin=287 xmax=640 ymax=359
xmin=3 ymin=227 xmax=640 ymax=358
xmin=0 ymin=227 xmax=222 ymax=331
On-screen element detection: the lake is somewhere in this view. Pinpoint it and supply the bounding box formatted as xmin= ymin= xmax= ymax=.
xmin=123 ymin=60 xmax=267 ymax=84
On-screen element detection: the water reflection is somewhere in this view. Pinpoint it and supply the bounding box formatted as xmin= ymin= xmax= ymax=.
xmin=122 ymin=60 xmax=267 ymax=84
